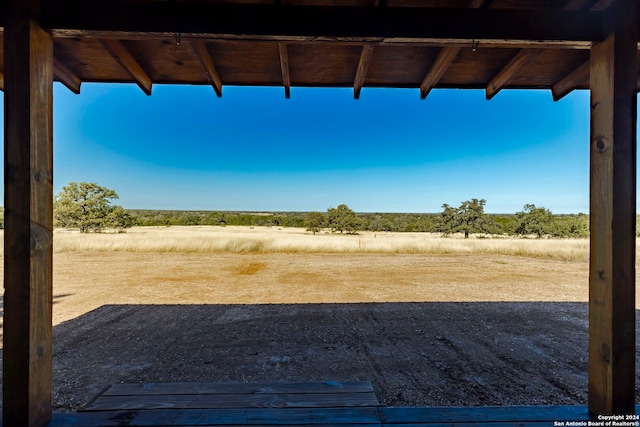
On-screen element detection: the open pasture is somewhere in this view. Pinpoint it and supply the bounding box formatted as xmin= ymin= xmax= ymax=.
xmin=1 ymin=226 xmax=639 ymax=411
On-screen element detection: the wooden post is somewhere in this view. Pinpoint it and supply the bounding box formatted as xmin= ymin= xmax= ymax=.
xmin=2 ymin=0 xmax=54 ymax=426
xmin=588 ymin=0 xmax=637 ymax=416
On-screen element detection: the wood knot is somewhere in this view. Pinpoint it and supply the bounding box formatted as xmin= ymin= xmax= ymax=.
xmin=598 ymin=270 xmax=606 ymax=280
xmin=594 ymin=137 xmax=606 ymax=152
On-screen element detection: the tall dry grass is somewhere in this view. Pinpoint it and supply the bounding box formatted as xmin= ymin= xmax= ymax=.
xmin=39 ymin=226 xmax=598 ymax=262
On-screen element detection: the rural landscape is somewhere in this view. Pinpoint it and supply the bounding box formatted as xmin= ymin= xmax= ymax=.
xmin=0 ymin=182 xmax=639 ymax=412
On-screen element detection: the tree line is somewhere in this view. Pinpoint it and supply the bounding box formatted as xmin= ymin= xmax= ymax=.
xmin=14 ymin=181 xmax=603 ymax=238
xmin=131 ymin=200 xmax=590 ymax=238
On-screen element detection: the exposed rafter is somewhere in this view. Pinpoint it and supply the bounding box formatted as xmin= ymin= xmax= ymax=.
xmin=45 ymin=4 xmax=604 ymax=46
xmin=279 ymin=42 xmax=291 ymax=99
xmin=420 ymin=46 xmax=461 ymax=100
xmin=99 ymin=39 xmax=152 ymax=95
xmin=418 ymin=0 xmax=483 ymax=100
xmin=485 ymin=50 xmax=544 ymax=99
xmin=552 ymin=60 xmax=589 ymax=101
xmin=486 ymin=0 xmax=593 ymax=100
xmin=486 ymin=49 xmax=543 ymax=99
xmin=190 ymin=41 xmax=223 ymax=97
xmin=53 ymin=57 xmax=81 ymax=94
xmin=353 ymin=44 xmax=374 ymax=100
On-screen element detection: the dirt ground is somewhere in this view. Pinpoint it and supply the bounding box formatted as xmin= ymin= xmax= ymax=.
xmin=1 ymin=251 xmax=639 ymax=411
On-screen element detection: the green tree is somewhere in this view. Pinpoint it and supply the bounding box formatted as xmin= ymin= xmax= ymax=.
xmin=435 ymin=198 xmax=491 ymax=238
xmin=54 ymin=182 xmax=135 ymax=233
xmin=305 ymin=211 xmax=326 ymax=234
xmin=513 ymin=204 xmax=555 ymax=238
xmin=327 ymin=204 xmax=360 ymax=234
xmin=457 ymin=198 xmax=491 ymax=238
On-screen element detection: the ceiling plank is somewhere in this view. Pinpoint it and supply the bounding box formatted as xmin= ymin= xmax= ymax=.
xmin=45 ymin=4 xmax=604 ymax=45
xmin=53 ymin=57 xmax=81 ymax=94
xmin=353 ymin=44 xmax=374 ymax=100
xmin=99 ymin=38 xmax=152 ymax=95
xmin=551 ymin=60 xmax=589 ymax=101
xmin=485 ymin=49 xmax=543 ymax=99
xmin=190 ymin=41 xmax=223 ymax=97
xmin=420 ymin=46 xmax=461 ymax=100
xmin=468 ymin=0 xmax=490 ymax=7
xmin=279 ymin=42 xmax=291 ymax=99
xmin=589 ymin=0 xmax=615 ymax=10
xmin=563 ymin=0 xmax=597 ymax=9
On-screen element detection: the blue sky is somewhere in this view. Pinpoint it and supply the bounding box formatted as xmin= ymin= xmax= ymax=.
xmin=1 ymin=83 xmax=599 ymax=213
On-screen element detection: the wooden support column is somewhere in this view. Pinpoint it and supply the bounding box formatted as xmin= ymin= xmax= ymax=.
xmin=3 ymin=0 xmax=54 ymax=426
xmin=588 ymin=0 xmax=637 ymax=416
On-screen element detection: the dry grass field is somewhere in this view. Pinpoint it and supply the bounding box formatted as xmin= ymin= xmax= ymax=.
xmin=1 ymin=226 xmax=639 ymax=411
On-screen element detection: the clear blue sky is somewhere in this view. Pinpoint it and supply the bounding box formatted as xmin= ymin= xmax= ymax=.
xmin=0 ymin=82 xmax=614 ymax=214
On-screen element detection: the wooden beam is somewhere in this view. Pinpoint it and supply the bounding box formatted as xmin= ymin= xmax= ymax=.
xmin=486 ymin=49 xmax=543 ymax=99
xmin=44 ymin=4 xmax=604 ymax=45
xmin=0 ymin=70 xmax=4 ymax=91
xmin=278 ymin=42 xmax=291 ymax=99
xmin=590 ymin=0 xmax=615 ymax=11
xmin=53 ymin=57 xmax=81 ymax=94
xmin=353 ymin=44 xmax=374 ymax=100
xmin=564 ymin=0 xmax=598 ymax=9
xmin=420 ymin=46 xmax=460 ymax=99
xmin=3 ymin=1 xmax=54 ymax=426
xmin=468 ymin=0 xmax=490 ymax=7
xmin=98 ymin=38 xmax=152 ymax=95
xmin=190 ymin=41 xmax=222 ymax=97
xmin=588 ymin=0 xmax=638 ymax=416
xmin=551 ymin=60 xmax=589 ymax=101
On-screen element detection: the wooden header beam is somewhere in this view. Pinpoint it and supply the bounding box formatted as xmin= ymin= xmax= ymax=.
xmin=43 ymin=4 xmax=604 ymax=45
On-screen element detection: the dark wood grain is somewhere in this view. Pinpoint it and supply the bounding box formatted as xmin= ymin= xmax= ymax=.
xmin=99 ymin=38 xmax=152 ymax=95
xmin=353 ymin=44 xmax=374 ymax=99
xmin=485 ymin=49 xmax=543 ymax=99
xmin=190 ymin=41 xmax=223 ymax=97
xmin=588 ymin=0 xmax=638 ymax=415
xmin=3 ymin=1 xmax=54 ymax=426
xmin=53 ymin=57 xmax=81 ymax=93
xmin=420 ymin=46 xmax=460 ymax=99
xmin=43 ymin=4 xmax=604 ymax=44
xmin=279 ymin=42 xmax=291 ymax=98
xmin=551 ymin=60 xmax=589 ymax=101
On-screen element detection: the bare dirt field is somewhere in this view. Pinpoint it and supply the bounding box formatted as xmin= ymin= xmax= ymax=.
xmin=1 ymin=227 xmax=639 ymax=412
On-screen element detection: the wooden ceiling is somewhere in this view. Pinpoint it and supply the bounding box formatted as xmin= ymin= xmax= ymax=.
xmin=1 ymin=0 xmax=635 ymax=100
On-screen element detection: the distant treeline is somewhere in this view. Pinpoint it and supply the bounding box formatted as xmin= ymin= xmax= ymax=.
xmin=128 ymin=209 xmax=593 ymax=238
xmin=4 ymin=205 xmax=640 ymax=238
